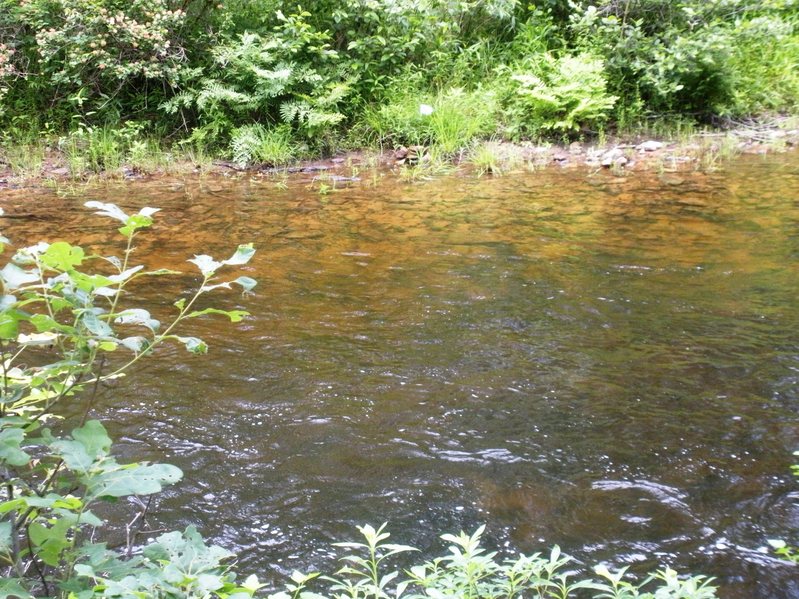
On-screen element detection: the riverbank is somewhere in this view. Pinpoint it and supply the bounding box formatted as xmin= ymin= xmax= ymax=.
xmin=1 ymin=116 xmax=797 ymax=189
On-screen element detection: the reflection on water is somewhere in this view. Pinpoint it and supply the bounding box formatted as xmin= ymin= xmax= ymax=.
xmin=2 ymin=154 xmax=799 ymax=597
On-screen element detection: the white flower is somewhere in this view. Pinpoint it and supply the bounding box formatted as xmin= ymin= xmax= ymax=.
xmin=419 ymin=103 xmax=434 ymax=116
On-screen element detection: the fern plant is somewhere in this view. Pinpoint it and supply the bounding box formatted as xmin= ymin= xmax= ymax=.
xmin=160 ymin=20 xmax=351 ymax=150
xmin=508 ymin=53 xmax=617 ymax=135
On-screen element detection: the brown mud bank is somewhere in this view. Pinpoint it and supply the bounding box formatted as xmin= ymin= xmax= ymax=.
xmin=1 ymin=117 xmax=797 ymax=189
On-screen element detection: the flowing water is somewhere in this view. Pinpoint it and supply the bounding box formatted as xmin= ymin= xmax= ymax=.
xmin=2 ymin=154 xmax=799 ymax=597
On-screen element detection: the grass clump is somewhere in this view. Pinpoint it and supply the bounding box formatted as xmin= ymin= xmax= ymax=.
xmin=230 ymin=124 xmax=299 ymax=167
xmin=470 ymin=141 xmax=525 ymax=176
xmin=360 ymin=77 xmax=501 ymax=155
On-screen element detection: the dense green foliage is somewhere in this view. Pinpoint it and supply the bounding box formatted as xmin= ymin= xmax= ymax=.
xmin=267 ymin=524 xmax=719 ymax=599
xmin=0 ymin=203 xmax=260 ymax=596
xmin=0 ymin=0 xmax=798 ymax=168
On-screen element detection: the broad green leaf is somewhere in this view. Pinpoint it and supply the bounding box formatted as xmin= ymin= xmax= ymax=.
xmin=186 ymin=308 xmax=249 ymax=322
xmin=188 ymin=254 xmax=223 ymax=276
xmin=223 ymin=243 xmax=256 ymax=266
xmin=82 ymin=311 xmax=114 ymax=337
xmin=87 ymin=462 xmax=183 ymax=498
xmin=115 ymin=309 xmax=160 ymax=332
xmin=40 ymin=241 xmax=85 ymax=271
xmin=73 ymin=420 xmax=112 ymax=462
xmin=0 ymin=427 xmax=30 ymax=466
xmin=16 ymin=331 xmax=58 ymax=346
xmin=234 ymin=276 xmax=257 ymax=292
xmin=30 ymin=314 xmax=74 ymax=334
xmin=24 ymin=494 xmax=82 ymax=511
xmin=119 ymin=214 xmax=155 ymax=237
xmin=144 ymin=526 xmax=233 ymax=568
xmin=176 ymin=336 xmax=208 ymax=354
xmin=0 ymin=310 xmax=22 ymax=340
xmin=85 ymin=201 xmax=129 ymax=223
xmin=70 ymin=271 xmax=115 ymax=292
xmin=1 ymin=263 xmax=38 ymax=290
xmin=108 ymin=265 xmax=144 ymax=283
xmin=79 ymin=510 xmax=104 ymax=527
xmin=29 ymin=515 xmax=76 ymax=566
xmin=196 ymin=573 xmax=225 ymax=594
xmin=93 ymin=286 xmax=118 ymax=297
xmin=51 ymin=420 xmax=111 ymax=473
xmin=120 ymin=336 xmax=148 ymax=353
xmin=0 ymin=498 xmax=26 ymax=515
xmin=0 ymin=578 xmax=33 ymax=599
xmin=242 ymin=575 xmax=265 ymax=592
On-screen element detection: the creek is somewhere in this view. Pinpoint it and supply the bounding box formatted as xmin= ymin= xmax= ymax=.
xmin=2 ymin=154 xmax=798 ymax=597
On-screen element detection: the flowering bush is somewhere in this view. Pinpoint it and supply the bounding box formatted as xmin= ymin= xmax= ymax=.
xmin=32 ymin=0 xmax=189 ymax=91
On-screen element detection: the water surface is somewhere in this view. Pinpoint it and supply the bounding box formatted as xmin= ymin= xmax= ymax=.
xmin=2 ymin=155 xmax=799 ymax=597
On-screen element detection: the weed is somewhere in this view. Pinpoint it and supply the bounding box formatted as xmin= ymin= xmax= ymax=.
xmin=469 ymin=141 xmax=524 ymax=176
xmin=230 ymin=124 xmax=298 ymax=167
xmin=269 ymin=523 xmax=718 ymax=599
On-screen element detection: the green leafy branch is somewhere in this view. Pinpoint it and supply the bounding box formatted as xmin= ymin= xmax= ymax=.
xmin=0 ymin=201 xmax=261 ymax=597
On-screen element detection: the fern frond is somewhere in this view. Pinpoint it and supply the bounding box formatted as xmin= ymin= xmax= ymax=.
xmin=230 ymin=124 xmax=266 ymax=167
xmin=279 ymin=100 xmax=307 ymax=124
xmin=196 ymin=81 xmax=255 ymax=111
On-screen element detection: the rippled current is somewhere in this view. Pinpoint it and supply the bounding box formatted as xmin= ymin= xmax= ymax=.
xmin=2 ymin=154 xmax=798 ymax=597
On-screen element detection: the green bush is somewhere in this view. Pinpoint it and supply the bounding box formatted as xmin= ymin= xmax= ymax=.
xmin=726 ymin=16 xmax=799 ymax=115
xmin=162 ymin=18 xmax=350 ymax=150
xmin=268 ymin=523 xmax=719 ymax=599
xmin=507 ymin=53 xmax=617 ymax=136
xmin=0 ymin=0 xmax=193 ymax=123
xmin=0 ymin=202 xmax=259 ymax=597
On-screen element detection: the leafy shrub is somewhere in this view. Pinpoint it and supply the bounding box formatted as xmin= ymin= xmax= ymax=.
xmin=268 ymin=523 xmax=719 ymax=599
xmin=0 ymin=0 xmax=192 ymax=122
xmin=33 ymin=0 xmax=188 ymax=87
xmin=507 ymin=53 xmax=617 ymax=135
xmin=768 ymin=450 xmax=799 ymax=564
xmin=726 ymin=16 xmax=799 ymax=115
xmin=0 ymin=202 xmax=259 ymax=596
xmin=162 ymin=20 xmax=350 ymax=149
xmin=567 ymin=0 xmax=799 ymax=118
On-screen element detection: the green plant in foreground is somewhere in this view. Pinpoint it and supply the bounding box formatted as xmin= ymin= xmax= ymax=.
xmin=270 ymin=523 xmax=718 ymax=599
xmin=0 ymin=202 xmax=259 ymax=597
xmin=768 ymin=450 xmax=799 ymax=564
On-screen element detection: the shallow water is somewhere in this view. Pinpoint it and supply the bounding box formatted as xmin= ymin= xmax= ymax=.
xmin=2 ymin=155 xmax=799 ymax=597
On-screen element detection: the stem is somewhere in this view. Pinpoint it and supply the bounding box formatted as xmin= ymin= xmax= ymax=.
xmin=107 ymin=232 xmax=136 ymax=319
xmin=93 ymin=272 xmax=211 ymax=383
xmin=25 ymin=525 xmax=49 ymax=596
